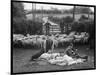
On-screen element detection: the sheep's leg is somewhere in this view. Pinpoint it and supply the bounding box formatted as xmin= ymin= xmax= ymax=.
xmin=62 ymin=42 xmax=64 ymax=46
xmin=44 ymin=41 xmax=46 ymax=53
xmin=51 ymin=43 xmax=54 ymax=52
xmin=44 ymin=43 xmax=46 ymax=53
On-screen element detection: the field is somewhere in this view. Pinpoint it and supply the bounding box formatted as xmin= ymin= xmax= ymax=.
xmin=13 ymin=45 xmax=95 ymax=73
xmin=26 ymin=13 xmax=94 ymax=21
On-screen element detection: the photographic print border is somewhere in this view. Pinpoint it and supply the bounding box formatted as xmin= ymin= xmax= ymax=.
xmin=11 ymin=0 xmax=96 ymax=75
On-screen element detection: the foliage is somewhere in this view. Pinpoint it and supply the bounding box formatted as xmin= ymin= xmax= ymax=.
xmin=59 ymin=16 xmax=74 ymax=34
xmin=71 ymin=19 xmax=95 ymax=48
xmin=79 ymin=15 xmax=89 ymax=21
xmin=71 ymin=14 xmax=94 ymax=34
xmin=62 ymin=16 xmax=74 ymax=24
xmin=48 ymin=16 xmax=61 ymax=24
xmin=12 ymin=2 xmax=43 ymax=35
xmin=60 ymin=20 xmax=65 ymax=34
xmin=13 ymin=19 xmax=42 ymax=35
xmin=26 ymin=6 xmax=94 ymax=14
xmin=12 ymin=2 xmax=26 ymax=18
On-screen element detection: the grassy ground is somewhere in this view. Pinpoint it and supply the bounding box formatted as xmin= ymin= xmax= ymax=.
xmin=13 ymin=45 xmax=95 ymax=73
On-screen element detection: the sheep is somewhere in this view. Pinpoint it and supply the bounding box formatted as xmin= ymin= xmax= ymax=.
xmin=13 ymin=32 xmax=89 ymax=49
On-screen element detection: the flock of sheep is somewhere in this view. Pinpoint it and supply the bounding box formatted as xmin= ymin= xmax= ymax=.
xmin=13 ymin=31 xmax=89 ymax=51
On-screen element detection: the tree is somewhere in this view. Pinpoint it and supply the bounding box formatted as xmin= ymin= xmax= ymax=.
xmin=62 ymin=16 xmax=74 ymax=24
xmin=60 ymin=20 xmax=65 ymax=34
xmin=80 ymin=7 xmax=91 ymax=14
xmin=79 ymin=15 xmax=89 ymax=21
xmin=12 ymin=2 xmax=26 ymax=34
xmin=12 ymin=2 xmax=26 ymax=18
xmin=68 ymin=6 xmax=92 ymax=14
xmin=61 ymin=16 xmax=74 ymax=34
xmin=71 ymin=21 xmax=85 ymax=32
xmin=73 ymin=6 xmax=76 ymax=21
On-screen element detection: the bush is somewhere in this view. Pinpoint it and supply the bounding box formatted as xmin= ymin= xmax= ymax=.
xmin=13 ymin=18 xmax=27 ymax=35
xmin=13 ymin=18 xmax=43 ymax=35
xmin=71 ymin=19 xmax=95 ymax=49
xmin=62 ymin=16 xmax=74 ymax=24
xmin=79 ymin=15 xmax=89 ymax=21
xmin=59 ymin=16 xmax=74 ymax=34
xmin=12 ymin=2 xmax=43 ymax=35
xmin=48 ymin=16 xmax=61 ymax=24
xmin=71 ymin=21 xmax=85 ymax=32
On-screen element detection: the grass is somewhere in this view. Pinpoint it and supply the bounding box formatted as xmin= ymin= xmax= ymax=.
xmin=12 ymin=45 xmax=95 ymax=73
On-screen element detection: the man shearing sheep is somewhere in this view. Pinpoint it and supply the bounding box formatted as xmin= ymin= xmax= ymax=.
xmin=65 ymin=43 xmax=88 ymax=62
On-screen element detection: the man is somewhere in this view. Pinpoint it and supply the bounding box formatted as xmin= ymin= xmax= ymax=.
xmin=65 ymin=43 xmax=88 ymax=61
xmin=29 ymin=48 xmax=45 ymax=61
xmin=45 ymin=21 xmax=51 ymax=35
xmin=29 ymin=38 xmax=53 ymax=61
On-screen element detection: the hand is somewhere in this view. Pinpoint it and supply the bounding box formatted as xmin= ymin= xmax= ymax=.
xmin=75 ymin=49 xmax=78 ymax=51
